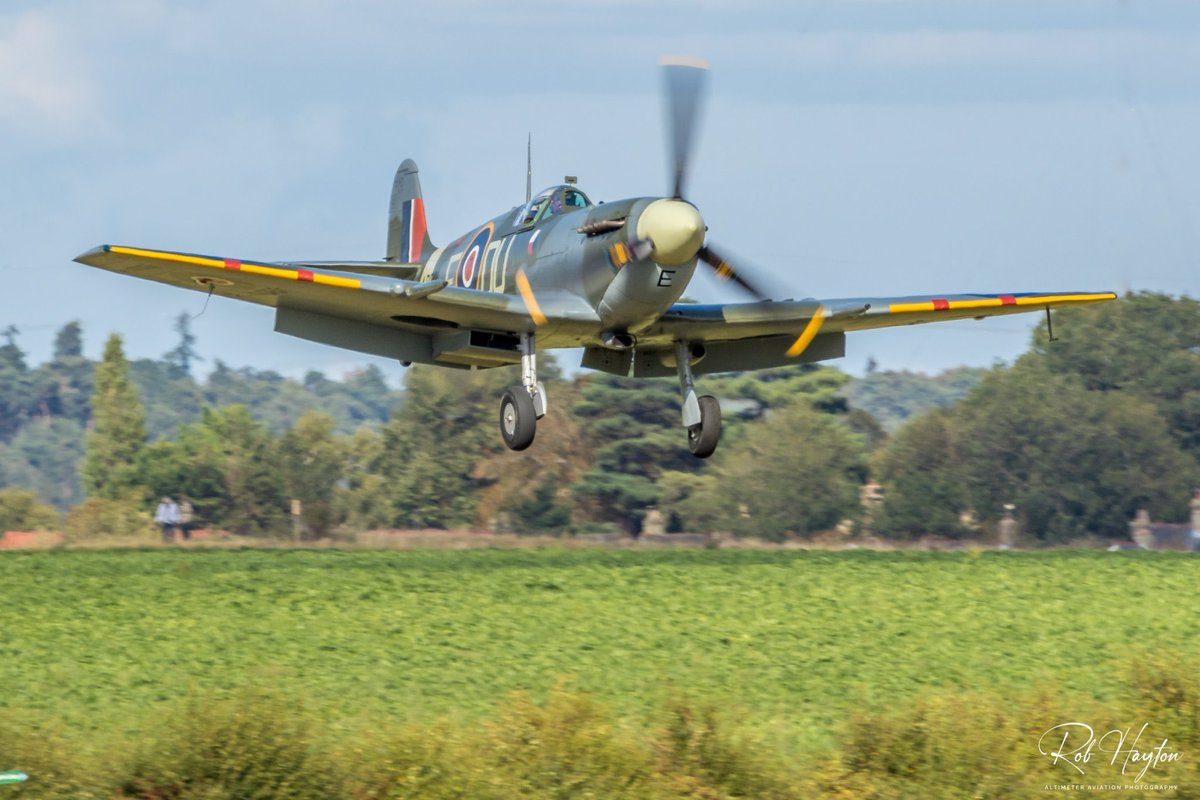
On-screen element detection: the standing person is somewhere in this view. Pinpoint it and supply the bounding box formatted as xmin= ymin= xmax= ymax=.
xmin=154 ymin=496 xmax=179 ymax=544
xmin=178 ymin=495 xmax=194 ymax=541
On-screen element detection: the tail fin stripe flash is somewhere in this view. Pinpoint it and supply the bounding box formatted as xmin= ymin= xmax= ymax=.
xmin=407 ymin=198 xmax=426 ymax=263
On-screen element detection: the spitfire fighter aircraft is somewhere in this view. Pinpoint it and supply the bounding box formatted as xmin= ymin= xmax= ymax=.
xmin=77 ymin=58 xmax=1116 ymax=458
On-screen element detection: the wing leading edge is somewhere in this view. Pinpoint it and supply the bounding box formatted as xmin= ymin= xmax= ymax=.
xmin=651 ymin=290 xmax=1117 ymax=343
xmin=597 ymin=290 xmax=1117 ymax=377
xmin=75 ymin=245 xmax=1116 ymax=374
xmin=74 ymin=244 xmax=600 ymax=330
xmin=74 ymin=244 xmax=603 ymax=368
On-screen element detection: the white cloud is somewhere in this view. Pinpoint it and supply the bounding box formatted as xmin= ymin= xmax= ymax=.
xmin=0 ymin=10 xmax=101 ymax=137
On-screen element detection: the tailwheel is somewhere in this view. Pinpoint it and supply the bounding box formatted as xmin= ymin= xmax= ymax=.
xmin=687 ymin=394 xmax=721 ymax=458
xmin=500 ymin=386 xmax=537 ymax=451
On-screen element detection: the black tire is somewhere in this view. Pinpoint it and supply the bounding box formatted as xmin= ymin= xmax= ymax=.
xmin=688 ymin=395 xmax=721 ymax=458
xmin=499 ymin=386 xmax=537 ymax=451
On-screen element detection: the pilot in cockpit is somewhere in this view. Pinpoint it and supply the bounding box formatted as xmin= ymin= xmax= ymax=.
xmin=521 ymin=188 xmax=590 ymax=226
xmin=521 ymin=197 xmax=548 ymax=226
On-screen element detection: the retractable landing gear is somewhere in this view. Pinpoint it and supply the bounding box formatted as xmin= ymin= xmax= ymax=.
xmin=499 ymin=333 xmax=547 ymax=451
xmin=676 ymin=341 xmax=721 ymax=458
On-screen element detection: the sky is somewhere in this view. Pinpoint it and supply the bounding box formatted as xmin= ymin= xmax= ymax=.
xmin=2 ymin=0 xmax=1198 ymax=385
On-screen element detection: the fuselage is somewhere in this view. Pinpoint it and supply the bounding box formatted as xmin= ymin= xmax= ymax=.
xmin=416 ymin=185 xmax=698 ymax=344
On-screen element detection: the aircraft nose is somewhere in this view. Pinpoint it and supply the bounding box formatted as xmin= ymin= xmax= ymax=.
xmin=636 ymin=199 xmax=705 ymax=266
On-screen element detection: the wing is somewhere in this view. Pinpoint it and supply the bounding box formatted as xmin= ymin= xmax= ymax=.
xmin=75 ymin=244 xmax=599 ymax=367
xmin=614 ymin=290 xmax=1117 ymax=377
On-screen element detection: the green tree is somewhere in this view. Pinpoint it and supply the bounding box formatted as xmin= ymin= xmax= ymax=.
xmin=1032 ymin=292 xmax=1200 ymax=460
xmin=278 ymin=411 xmax=345 ymax=538
xmin=204 ymin=361 xmax=326 ymax=434
xmin=138 ymin=418 xmax=230 ymax=530
xmin=359 ymin=364 xmax=512 ymax=528
xmin=163 ymin=312 xmax=201 ymax=378
xmin=80 ymin=334 xmax=148 ymax=500
xmin=673 ymin=404 xmax=867 ymax=540
xmin=0 ymin=418 xmax=87 ymax=509
xmin=952 ymin=361 xmax=1196 ymax=542
xmin=337 ymin=426 xmax=390 ymax=530
xmin=0 ymin=325 xmax=25 ymax=370
xmin=202 ymin=405 xmax=287 ymax=536
xmin=0 ymin=486 xmax=60 ymax=532
xmin=872 ymin=408 xmax=969 ymax=538
xmin=53 ymin=320 xmax=83 ymax=359
xmin=570 ymin=375 xmax=697 ymax=534
xmin=872 ymin=348 xmax=1200 ymax=542
xmin=506 ymin=477 xmax=572 ymax=532
xmin=304 ymin=365 xmax=401 ymax=430
xmin=844 ymin=407 xmax=888 ymax=453
xmin=31 ymin=327 xmax=94 ymax=425
xmin=0 ymin=325 xmax=33 ymax=441
xmin=707 ymin=364 xmax=852 ymax=415
xmin=842 ymin=366 xmax=987 ymax=432
xmin=130 ymin=358 xmax=206 ymax=440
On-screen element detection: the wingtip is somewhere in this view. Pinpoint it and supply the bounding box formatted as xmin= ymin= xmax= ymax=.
xmin=74 ymin=244 xmax=111 ymax=264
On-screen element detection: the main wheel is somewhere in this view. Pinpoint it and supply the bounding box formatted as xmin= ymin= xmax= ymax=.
xmin=687 ymin=395 xmax=721 ymax=458
xmin=499 ymin=386 xmax=537 ymax=451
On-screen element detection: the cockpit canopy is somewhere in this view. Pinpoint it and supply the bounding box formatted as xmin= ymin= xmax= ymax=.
xmin=520 ymin=185 xmax=591 ymax=226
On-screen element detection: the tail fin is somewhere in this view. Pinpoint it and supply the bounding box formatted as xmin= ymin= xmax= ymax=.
xmin=386 ymin=159 xmax=435 ymax=263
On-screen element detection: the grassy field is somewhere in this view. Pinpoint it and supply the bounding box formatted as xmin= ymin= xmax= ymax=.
xmin=2 ymin=545 xmax=1197 ymax=750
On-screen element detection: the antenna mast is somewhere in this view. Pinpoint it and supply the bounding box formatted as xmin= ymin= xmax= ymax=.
xmin=526 ymin=133 xmax=532 ymax=203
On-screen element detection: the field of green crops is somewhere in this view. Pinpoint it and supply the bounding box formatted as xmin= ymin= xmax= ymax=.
xmin=2 ymin=546 xmax=1197 ymax=745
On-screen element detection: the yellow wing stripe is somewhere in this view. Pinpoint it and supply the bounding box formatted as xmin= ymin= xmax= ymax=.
xmin=109 ymin=246 xmax=363 ymax=290
xmin=1011 ymin=292 xmax=1118 ymax=306
xmin=888 ymin=292 xmax=1116 ymax=315
xmin=785 ymin=304 xmax=827 ymax=357
xmin=111 ymin=245 xmax=223 ymax=268
xmin=514 ymin=269 xmax=547 ymax=326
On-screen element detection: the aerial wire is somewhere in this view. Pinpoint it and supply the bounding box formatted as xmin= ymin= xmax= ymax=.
xmin=190 ymin=284 xmax=216 ymax=321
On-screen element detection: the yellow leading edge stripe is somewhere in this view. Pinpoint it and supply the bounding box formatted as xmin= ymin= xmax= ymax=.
xmin=786 ymin=305 xmax=827 ymax=358
xmin=515 ymin=269 xmax=547 ymax=326
xmin=109 ymin=246 xmax=362 ymax=290
xmin=888 ymin=293 xmax=1115 ymax=314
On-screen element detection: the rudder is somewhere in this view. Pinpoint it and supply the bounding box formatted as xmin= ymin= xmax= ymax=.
xmin=386 ymin=159 xmax=435 ymax=263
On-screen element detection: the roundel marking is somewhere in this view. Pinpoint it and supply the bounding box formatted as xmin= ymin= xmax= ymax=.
xmin=458 ymin=223 xmax=494 ymax=288
xmin=461 ymin=250 xmax=479 ymax=287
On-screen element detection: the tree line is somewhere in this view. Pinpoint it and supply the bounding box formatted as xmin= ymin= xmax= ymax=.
xmin=1 ymin=293 xmax=1196 ymax=543
xmin=0 ymin=314 xmax=402 ymax=514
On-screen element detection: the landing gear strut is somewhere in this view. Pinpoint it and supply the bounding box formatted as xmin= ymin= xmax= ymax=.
xmin=676 ymin=340 xmax=721 ymax=458
xmin=499 ymin=332 xmax=547 ymax=451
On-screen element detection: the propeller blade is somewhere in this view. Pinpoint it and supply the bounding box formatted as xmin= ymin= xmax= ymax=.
xmin=697 ymin=244 xmax=772 ymax=301
xmin=661 ymin=56 xmax=709 ymax=199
